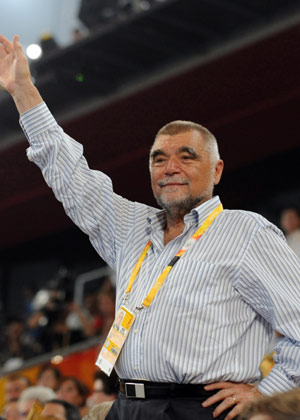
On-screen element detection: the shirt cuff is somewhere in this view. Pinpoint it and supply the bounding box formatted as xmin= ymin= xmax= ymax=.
xmin=258 ymin=367 xmax=296 ymax=395
xmin=19 ymin=102 xmax=58 ymax=141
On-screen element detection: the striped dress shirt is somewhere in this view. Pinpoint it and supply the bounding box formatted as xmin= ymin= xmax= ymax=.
xmin=21 ymin=103 xmax=300 ymax=396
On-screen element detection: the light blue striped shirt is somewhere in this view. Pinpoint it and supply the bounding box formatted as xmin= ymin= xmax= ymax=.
xmin=20 ymin=103 xmax=300 ymax=396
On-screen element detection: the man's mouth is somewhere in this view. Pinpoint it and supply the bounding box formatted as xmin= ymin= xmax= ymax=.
xmin=158 ymin=179 xmax=189 ymax=187
xmin=163 ymin=183 xmax=186 ymax=186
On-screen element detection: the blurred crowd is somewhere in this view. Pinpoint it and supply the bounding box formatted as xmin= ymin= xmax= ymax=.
xmin=0 ymin=273 xmax=115 ymax=372
xmin=1 ymin=364 xmax=118 ymax=420
xmin=2 ymin=206 xmax=299 ymax=372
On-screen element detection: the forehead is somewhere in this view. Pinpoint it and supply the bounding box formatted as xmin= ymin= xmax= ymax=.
xmin=94 ymin=378 xmax=104 ymax=391
xmin=152 ymin=130 xmax=206 ymax=153
xmin=282 ymin=209 xmax=299 ymax=218
xmin=40 ymin=369 xmax=55 ymax=378
xmin=60 ymin=379 xmax=77 ymax=391
xmin=6 ymin=379 xmax=26 ymax=391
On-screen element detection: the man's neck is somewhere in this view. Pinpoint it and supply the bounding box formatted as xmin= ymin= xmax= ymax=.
xmin=164 ymin=218 xmax=185 ymax=245
xmin=162 ymin=195 xmax=213 ymax=245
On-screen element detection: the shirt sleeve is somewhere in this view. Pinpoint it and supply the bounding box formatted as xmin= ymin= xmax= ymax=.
xmin=235 ymin=221 xmax=300 ymax=395
xmin=19 ymin=102 xmax=142 ymax=269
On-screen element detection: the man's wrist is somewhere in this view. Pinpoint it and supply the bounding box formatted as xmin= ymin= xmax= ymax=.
xmin=12 ymin=82 xmax=43 ymax=114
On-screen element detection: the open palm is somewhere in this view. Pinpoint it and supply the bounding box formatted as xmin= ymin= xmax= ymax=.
xmin=0 ymin=35 xmax=31 ymax=95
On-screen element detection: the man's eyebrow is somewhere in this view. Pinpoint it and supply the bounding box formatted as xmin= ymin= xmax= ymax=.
xmin=150 ymin=146 xmax=200 ymax=160
xmin=150 ymin=149 xmax=167 ymax=160
xmin=178 ymin=146 xmax=199 ymax=159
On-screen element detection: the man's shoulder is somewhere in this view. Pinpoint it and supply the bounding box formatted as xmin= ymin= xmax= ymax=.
xmin=132 ymin=200 xmax=162 ymax=222
xmin=221 ymin=208 xmax=283 ymax=235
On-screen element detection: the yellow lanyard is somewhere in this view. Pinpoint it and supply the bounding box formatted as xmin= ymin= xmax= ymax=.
xmin=125 ymin=203 xmax=223 ymax=308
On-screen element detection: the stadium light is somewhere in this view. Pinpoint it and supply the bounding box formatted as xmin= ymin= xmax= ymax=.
xmin=26 ymin=43 xmax=42 ymax=60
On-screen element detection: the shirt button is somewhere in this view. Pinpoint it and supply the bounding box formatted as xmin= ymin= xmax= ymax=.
xmin=133 ymin=366 xmax=138 ymax=371
xmin=134 ymin=329 xmax=138 ymax=334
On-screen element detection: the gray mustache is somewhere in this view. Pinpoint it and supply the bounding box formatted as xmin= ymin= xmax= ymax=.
xmin=158 ymin=178 xmax=189 ymax=187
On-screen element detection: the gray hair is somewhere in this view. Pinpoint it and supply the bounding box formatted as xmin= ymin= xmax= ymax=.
xmin=152 ymin=120 xmax=220 ymax=165
xmin=19 ymin=386 xmax=57 ymax=403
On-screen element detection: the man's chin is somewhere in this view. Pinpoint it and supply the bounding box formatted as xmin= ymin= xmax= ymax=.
xmin=156 ymin=194 xmax=205 ymax=214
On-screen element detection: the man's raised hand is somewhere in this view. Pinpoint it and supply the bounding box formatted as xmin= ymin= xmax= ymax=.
xmin=0 ymin=35 xmax=42 ymax=113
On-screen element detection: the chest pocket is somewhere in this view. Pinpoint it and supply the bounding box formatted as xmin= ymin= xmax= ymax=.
xmin=159 ymin=256 xmax=238 ymax=312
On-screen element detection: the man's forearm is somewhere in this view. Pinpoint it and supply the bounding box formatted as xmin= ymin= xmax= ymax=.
xmin=12 ymin=81 xmax=43 ymax=115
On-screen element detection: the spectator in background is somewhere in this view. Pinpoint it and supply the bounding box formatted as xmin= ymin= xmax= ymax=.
xmin=26 ymin=283 xmax=71 ymax=352
xmin=41 ymin=399 xmax=81 ymax=420
xmin=72 ymin=28 xmax=86 ymax=43
xmin=86 ymin=370 xmax=118 ymax=408
xmin=36 ymin=364 xmax=62 ymax=391
xmin=4 ymin=375 xmax=31 ymax=402
xmin=65 ymin=293 xmax=100 ymax=344
xmin=280 ymin=207 xmax=300 ymax=257
xmin=95 ymin=291 xmax=115 ymax=336
xmin=66 ymin=276 xmax=117 ymax=343
xmin=18 ymin=386 xmax=56 ymax=420
xmin=1 ymin=400 xmax=19 ymax=420
xmin=56 ymin=377 xmax=90 ymax=417
xmin=239 ymin=388 xmax=300 ymax=420
xmin=0 ymin=318 xmax=42 ymax=371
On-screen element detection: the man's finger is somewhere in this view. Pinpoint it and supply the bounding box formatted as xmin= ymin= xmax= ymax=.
xmin=0 ymin=43 xmax=6 ymax=59
xmin=13 ymin=35 xmax=25 ymax=59
xmin=211 ymin=396 xmax=237 ymax=418
xmin=204 ymin=381 xmax=234 ymax=391
xmin=13 ymin=35 xmax=21 ymax=49
xmin=0 ymin=35 xmax=13 ymax=53
xmin=223 ymin=403 xmax=244 ymax=420
xmin=202 ymin=389 xmax=232 ymax=407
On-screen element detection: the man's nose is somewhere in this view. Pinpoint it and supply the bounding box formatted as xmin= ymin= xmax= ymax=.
xmin=165 ymin=157 xmax=180 ymax=175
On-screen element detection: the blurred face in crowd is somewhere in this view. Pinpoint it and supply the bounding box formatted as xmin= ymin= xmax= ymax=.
xmin=86 ymin=378 xmax=115 ymax=407
xmin=7 ymin=322 xmax=24 ymax=341
xmin=5 ymin=378 xmax=28 ymax=402
xmin=57 ymin=380 xmax=83 ymax=407
xmin=41 ymin=402 xmax=67 ymax=420
xmin=37 ymin=369 xmax=59 ymax=390
xmin=93 ymin=379 xmax=104 ymax=393
xmin=2 ymin=400 xmax=19 ymax=420
xmin=150 ymin=130 xmax=223 ymax=218
xmin=280 ymin=208 xmax=300 ymax=234
xmin=97 ymin=293 xmax=115 ymax=317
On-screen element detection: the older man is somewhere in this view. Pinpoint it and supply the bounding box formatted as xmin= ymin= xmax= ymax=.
xmin=18 ymin=386 xmax=57 ymax=419
xmin=4 ymin=375 xmax=31 ymax=403
xmin=1 ymin=35 xmax=300 ymax=420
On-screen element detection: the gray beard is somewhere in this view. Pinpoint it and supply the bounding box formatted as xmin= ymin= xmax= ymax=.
xmin=156 ymin=194 xmax=205 ymax=220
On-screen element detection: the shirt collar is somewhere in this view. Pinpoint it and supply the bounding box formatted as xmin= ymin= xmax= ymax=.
xmin=147 ymin=196 xmax=222 ymax=232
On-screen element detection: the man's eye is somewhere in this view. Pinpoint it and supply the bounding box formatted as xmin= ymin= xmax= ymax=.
xmin=154 ymin=157 xmax=165 ymax=163
xmin=182 ymin=155 xmax=192 ymax=160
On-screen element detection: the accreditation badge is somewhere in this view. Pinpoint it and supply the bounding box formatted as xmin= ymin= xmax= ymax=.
xmin=96 ymin=305 xmax=135 ymax=376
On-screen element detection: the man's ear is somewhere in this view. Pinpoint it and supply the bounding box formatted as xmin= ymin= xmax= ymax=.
xmin=214 ymin=160 xmax=224 ymax=185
